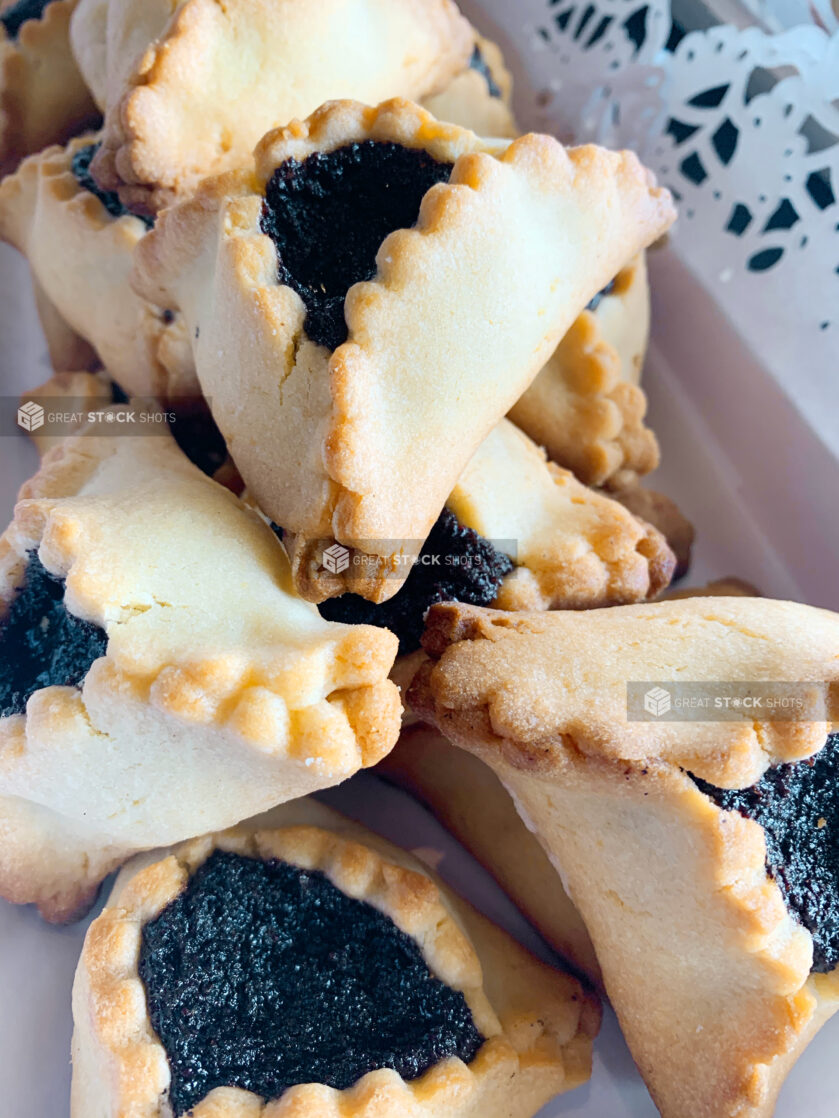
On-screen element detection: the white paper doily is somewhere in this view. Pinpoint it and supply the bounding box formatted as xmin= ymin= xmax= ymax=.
xmin=463 ymin=0 xmax=838 ymax=456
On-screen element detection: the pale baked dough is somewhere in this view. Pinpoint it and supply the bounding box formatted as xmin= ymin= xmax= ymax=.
xmin=608 ymin=478 xmax=695 ymax=579
xmin=447 ymin=419 xmax=675 ymax=610
xmin=134 ymin=98 xmax=676 ymax=604
xmin=508 ymin=254 xmax=659 ymax=488
xmin=0 ymin=133 xmax=198 ymax=399
xmin=19 ymin=369 xmax=241 ymax=492
xmin=20 ymin=368 xmax=114 ymax=455
xmin=409 ymin=599 xmax=839 ymax=1118
xmin=0 ymin=425 xmax=401 ymax=922
xmin=422 ymin=35 xmax=517 ymax=138
xmin=71 ymin=800 xmax=600 ymax=1117
xmin=0 ymin=0 xmax=98 ymax=173
xmin=377 ymin=724 xmax=601 ymax=984
xmin=71 ymin=0 xmax=474 ymax=212
xmin=290 ymin=418 xmax=675 ymax=609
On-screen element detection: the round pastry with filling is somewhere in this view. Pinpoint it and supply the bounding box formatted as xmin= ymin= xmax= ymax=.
xmin=71 ymin=800 xmax=600 ymax=1117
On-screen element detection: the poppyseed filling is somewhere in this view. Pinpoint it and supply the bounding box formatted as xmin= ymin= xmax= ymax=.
xmin=1 ymin=0 xmax=52 ymax=39
xmin=139 ymin=851 xmax=484 ymax=1116
xmin=318 ymin=508 xmax=513 ymax=654
xmin=71 ymin=143 xmax=154 ymax=228
xmin=692 ymin=732 xmax=839 ymax=973
xmin=0 ymin=553 xmax=108 ymax=718
xmin=260 ymin=141 xmax=454 ymax=351
xmin=103 ymin=382 xmax=228 ymax=478
xmin=469 ymin=44 xmax=503 ymax=98
xmin=168 ymin=401 xmax=228 ymax=479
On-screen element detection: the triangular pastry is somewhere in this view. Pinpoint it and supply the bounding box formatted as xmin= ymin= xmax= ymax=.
xmin=71 ymin=799 xmax=600 ymax=1117
xmin=0 ymin=423 xmax=401 ymax=922
xmin=0 ymin=0 xmax=98 ymax=173
xmin=317 ymin=419 xmax=675 ymax=653
xmin=0 ymin=132 xmax=197 ymax=398
xmin=378 ymin=588 xmax=764 ymax=982
xmin=409 ymin=598 xmax=839 ymax=1118
xmin=134 ymin=98 xmax=676 ymax=603
xmin=71 ymin=0 xmax=473 ymax=212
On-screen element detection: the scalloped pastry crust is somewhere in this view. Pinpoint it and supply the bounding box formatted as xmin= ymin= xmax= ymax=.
xmin=72 ymin=0 xmax=473 ymax=213
xmin=0 ymin=426 xmax=401 ymax=922
xmin=508 ymin=254 xmax=659 ymax=488
xmin=134 ymin=98 xmax=676 ymax=605
xmin=408 ymin=598 xmax=839 ymax=1118
xmin=608 ymin=479 xmax=695 ymax=580
xmin=0 ymin=0 xmax=99 ymax=174
xmin=448 ymin=420 xmax=675 ymax=610
xmin=0 ymin=133 xmax=197 ymax=399
xmin=71 ymin=800 xmax=600 ymax=1117
xmin=286 ymin=418 xmax=675 ymax=609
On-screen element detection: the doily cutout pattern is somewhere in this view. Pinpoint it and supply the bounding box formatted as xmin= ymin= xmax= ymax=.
xmin=470 ymin=0 xmax=837 ymax=442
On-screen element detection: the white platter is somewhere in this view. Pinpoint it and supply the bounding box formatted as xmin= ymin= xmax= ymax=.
xmin=2 ymin=236 xmax=838 ymax=1116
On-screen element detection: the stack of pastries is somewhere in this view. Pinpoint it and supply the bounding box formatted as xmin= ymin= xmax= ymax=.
xmin=0 ymin=3 xmax=835 ymax=1117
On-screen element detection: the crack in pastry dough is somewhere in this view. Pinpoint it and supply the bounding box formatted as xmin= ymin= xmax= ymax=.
xmin=0 ymin=133 xmax=196 ymax=398
xmin=134 ymin=98 xmax=675 ymax=606
xmin=0 ymin=0 xmax=98 ymax=174
xmin=71 ymin=0 xmax=473 ymax=213
xmin=408 ymin=598 xmax=839 ymax=1118
xmin=71 ymin=800 xmax=600 ymax=1117
xmin=0 ymin=426 xmax=401 ymax=922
